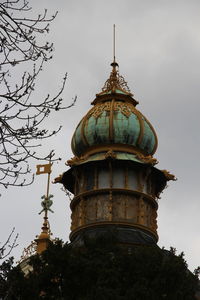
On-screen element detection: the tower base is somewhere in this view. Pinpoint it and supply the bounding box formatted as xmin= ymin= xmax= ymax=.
xmin=70 ymin=224 xmax=157 ymax=247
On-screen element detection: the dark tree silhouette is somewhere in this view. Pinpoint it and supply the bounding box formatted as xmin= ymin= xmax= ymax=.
xmin=0 ymin=0 xmax=75 ymax=188
xmin=0 ymin=236 xmax=199 ymax=300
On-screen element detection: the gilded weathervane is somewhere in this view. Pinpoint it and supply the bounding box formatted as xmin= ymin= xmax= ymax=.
xmin=35 ymin=155 xmax=54 ymax=253
xmin=19 ymin=156 xmax=54 ymax=260
xmin=36 ymin=157 xmax=54 ymax=219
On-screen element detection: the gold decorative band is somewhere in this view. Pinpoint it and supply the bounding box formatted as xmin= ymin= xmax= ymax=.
xmin=70 ymin=188 xmax=158 ymax=210
xmin=68 ymin=144 xmax=158 ymax=167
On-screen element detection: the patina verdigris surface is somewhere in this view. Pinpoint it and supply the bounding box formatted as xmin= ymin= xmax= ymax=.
xmin=71 ymin=92 xmax=157 ymax=157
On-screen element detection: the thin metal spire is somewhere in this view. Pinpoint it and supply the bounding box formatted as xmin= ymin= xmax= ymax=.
xmin=112 ymin=24 xmax=118 ymax=67
xmin=111 ymin=24 xmax=118 ymax=73
xmin=113 ymin=24 xmax=116 ymax=63
xmin=99 ymin=25 xmax=132 ymax=95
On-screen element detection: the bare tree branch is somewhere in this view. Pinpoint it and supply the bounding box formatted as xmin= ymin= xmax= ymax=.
xmin=0 ymin=0 xmax=76 ymax=188
xmin=0 ymin=228 xmax=18 ymax=259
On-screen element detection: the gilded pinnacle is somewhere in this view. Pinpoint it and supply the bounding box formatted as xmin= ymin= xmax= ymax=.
xmin=102 ymin=61 xmax=133 ymax=95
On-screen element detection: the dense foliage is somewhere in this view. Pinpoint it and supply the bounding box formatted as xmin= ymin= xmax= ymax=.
xmin=0 ymin=235 xmax=199 ymax=299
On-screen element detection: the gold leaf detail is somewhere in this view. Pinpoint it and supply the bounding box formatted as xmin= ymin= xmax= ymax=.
xmin=102 ymin=68 xmax=131 ymax=94
xmin=90 ymin=101 xmax=136 ymax=119
xmin=67 ymin=155 xmax=88 ymax=166
xmin=104 ymin=149 xmax=117 ymax=160
xmin=136 ymin=153 xmax=158 ymax=165
xmin=114 ymin=102 xmax=131 ymax=117
xmin=91 ymin=102 xmax=111 ymax=119
xmin=162 ymin=170 xmax=177 ymax=181
xmin=53 ymin=174 xmax=63 ymax=184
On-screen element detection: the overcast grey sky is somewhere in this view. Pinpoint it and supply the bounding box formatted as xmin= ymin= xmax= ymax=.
xmin=1 ymin=0 xmax=200 ymax=271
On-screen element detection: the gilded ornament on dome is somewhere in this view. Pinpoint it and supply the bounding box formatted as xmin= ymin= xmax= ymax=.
xmin=113 ymin=101 xmax=132 ymax=117
xmin=105 ymin=149 xmax=117 ymax=160
xmin=53 ymin=173 xmax=63 ymax=184
xmin=67 ymin=155 xmax=88 ymax=166
xmin=136 ymin=153 xmax=158 ymax=165
xmin=90 ymin=101 xmax=137 ymax=119
xmin=67 ymin=156 xmax=80 ymax=166
xmin=102 ymin=68 xmax=131 ymax=94
xmin=161 ymin=170 xmax=177 ymax=181
xmin=90 ymin=102 xmax=111 ymax=118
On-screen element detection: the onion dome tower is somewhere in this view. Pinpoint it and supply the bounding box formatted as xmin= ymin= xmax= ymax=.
xmin=57 ymin=57 xmax=175 ymax=246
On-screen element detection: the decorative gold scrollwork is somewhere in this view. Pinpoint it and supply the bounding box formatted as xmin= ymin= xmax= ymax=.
xmin=18 ymin=240 xmax=37 ymax=263
xmin=136 ymin=153 xmax=158 ymax=165
xmin=53 ymin=174 xmax=63 ymax=184
xmin=67 ymin=154 xmax=88 ymax=167
xmin=161 ymin=170 xmax=177 ymax=181
xmin=90 ymin=102 xmax=111 ymax=118
xmin=102 ymin=68 xmax=131 ymax=94
xmin=104 ymin=149 xmax=117 ymax=160
xmin=67 ymin=156 xmax=80 ymax=167
xmin=114 ymin=102 xmax=132 ymax=117
xmin=90 ymin=101 xmax=138 ymax=119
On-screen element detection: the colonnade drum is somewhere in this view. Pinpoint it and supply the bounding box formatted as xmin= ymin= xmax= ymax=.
xmin=63 ymin=157 xmax=168 ymax=245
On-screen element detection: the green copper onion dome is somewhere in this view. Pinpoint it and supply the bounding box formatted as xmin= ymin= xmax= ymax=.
xmin=71 ymin=61 xmax=158 ymax=158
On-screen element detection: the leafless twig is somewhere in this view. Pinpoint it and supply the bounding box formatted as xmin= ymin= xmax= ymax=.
xmin=0 ymin=0 xmax=76 ymax=188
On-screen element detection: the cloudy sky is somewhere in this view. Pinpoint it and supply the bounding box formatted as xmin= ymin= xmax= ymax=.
xmin=1 ymin=0 xmax=200 ymax=271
